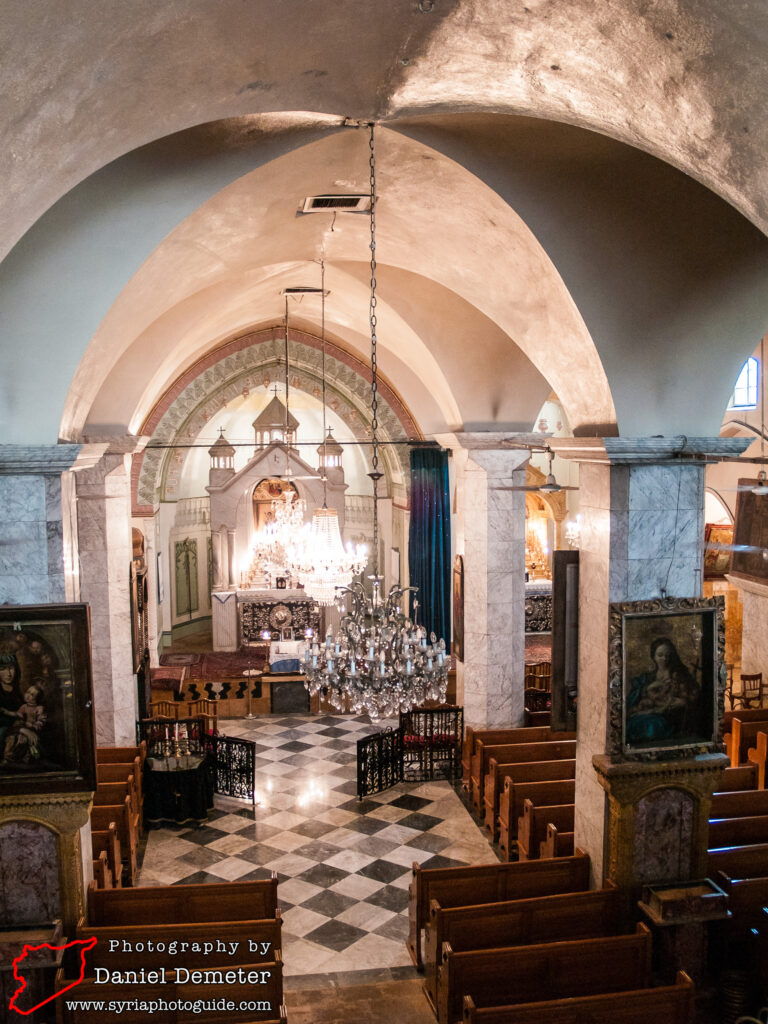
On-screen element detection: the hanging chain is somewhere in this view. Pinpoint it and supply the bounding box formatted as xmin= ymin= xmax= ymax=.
xmin=368 ymin=122 xmax=380 ymax=579
xmin=321 ymin=258 xmax=328 ymax=507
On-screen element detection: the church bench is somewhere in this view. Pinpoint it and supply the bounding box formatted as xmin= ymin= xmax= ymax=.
xmin=423 ymin=886 xmax=624 ymax=1012
xmin=471 ymin=739 xmax=576 ymax=812
xmin=499 ymin=778 xmax=575 ymax=858
xmin=87 ymin=876 xmax=279 ymax=927
xmin=90 ymin=797 xmax=139 ymax=886
xmin=94 ymin=776 xmax=140 ymax=819
xmin=716 ymin=764 xmax=759 ymax=792
xmin=709 ymin=814 xmax=768 ymax=848
xmin=97 ymin=741 xmax=147 ymax=766
xmin=517 ymin=800 xmax=575 ymax=862
xmin=540 ymin=822 xmax=574 ymax=859
xmin=92 ymin=822 xmax=122 ymax=888
xmin=711 ymin=787 xmax=768 ymax=818
xmin=92 ymin=850 xmax=113 ymax=890
xmin=483 ymin=758 xmax=575 ymax=838
xmin=748 ymin=730 xmax=768 ymax=789
xmin=523 ymin=709 xmax=551 ymax=726
xmin=78 ymin=916 xmax=282 ymax=971
xmin=56 ymin=958 xmax=285 ymax=1024
xmin=436 ymin=922 xmax=653 ymax=1024
xmin=707 ymin=841 xmax=768 ymax=878
xmin=462 ymin=726 xmax=554 ymax=788
xmin=715 ymin=872 xmax=768 ymax=935
xmin=461 ymin=970 xmax=695 ymax=1024
xmin=407 ymin=851 xmax=590 ymax=970
xmin=729 ymin=717 xmax=768 ymax=768
xmin=97 ymin=757 xmax=144 ymax=809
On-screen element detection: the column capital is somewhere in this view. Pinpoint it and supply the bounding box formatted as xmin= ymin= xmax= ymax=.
xmin=0 ymin=443 xmax=82 ymax=475
xmin=551 ymin=435 xmax=752 ymax=465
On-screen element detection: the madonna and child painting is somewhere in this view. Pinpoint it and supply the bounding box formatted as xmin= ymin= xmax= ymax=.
xmin=620 ymin=606 xmax=717 ymax=754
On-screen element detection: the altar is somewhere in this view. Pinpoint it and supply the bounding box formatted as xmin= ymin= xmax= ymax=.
xmin=211 ymin=588 xmax=320 ymax=651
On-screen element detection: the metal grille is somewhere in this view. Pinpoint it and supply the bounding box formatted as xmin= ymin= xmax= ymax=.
xmin=204 ymin=733 xmax=256 ymax=805
xmin=357 ymin=727 xmax=403 ymax=798
xmin=400 ymin=705 xmax=463 ymax=783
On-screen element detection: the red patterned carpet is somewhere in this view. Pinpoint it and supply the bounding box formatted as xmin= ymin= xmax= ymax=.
xmin=525 ymin=634 xmax=552 ymax=664
xmin=160 ymin=648 xmax=269 ymax=679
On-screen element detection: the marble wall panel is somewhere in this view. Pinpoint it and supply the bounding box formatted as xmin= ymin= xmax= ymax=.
xmin=634 ymin=788 xmax=694 ymax=882
xmin=0 ymin=820 xmax=60 ymax=926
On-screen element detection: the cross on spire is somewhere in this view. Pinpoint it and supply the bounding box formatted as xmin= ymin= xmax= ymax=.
xmin=271 ymin=384 xmax=280 ymax=399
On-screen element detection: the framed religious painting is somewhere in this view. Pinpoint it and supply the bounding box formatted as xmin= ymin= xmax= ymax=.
xmin=607 ymin=596 xmax=724 ymax=762
xmin=703 ymin=522 xmax=733 ymax=579
xmin=0 ymin=604 xmax=97 ymax=795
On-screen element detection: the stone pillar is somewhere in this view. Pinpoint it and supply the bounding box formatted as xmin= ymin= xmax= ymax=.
xmin=727 ymin=575 xmax=768 ymax=677
xmin=227 ymin=528 xmax=237 ymax=588
xmin=452 ymin=433 xmax=532 ymax=729
xmin=212 ymin=528 xmax=224 ymax=590
xmin=555 ymin=436 xmax=750 ymax=886
xmin=69 ymin=441 xmax=139 ymax=746
xmin=0 ymin=445 xmax=81 ymax=603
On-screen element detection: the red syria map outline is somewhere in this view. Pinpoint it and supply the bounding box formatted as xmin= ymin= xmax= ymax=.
xmin=9 ymin=935 xmax=97 ymax=1015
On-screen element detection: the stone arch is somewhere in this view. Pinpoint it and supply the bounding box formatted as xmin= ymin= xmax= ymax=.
xmin=133 ymin=327 xmax=422 ymax=514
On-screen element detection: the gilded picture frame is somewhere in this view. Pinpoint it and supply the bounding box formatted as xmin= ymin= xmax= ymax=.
xmin=0 ymin=604 xmax=97 ymax=795
xmin=608 ymin=596 xmax=724 ymax=762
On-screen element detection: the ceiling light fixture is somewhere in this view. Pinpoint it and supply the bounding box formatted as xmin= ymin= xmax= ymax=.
xmin=302 ymin=125 xmax=449 ymax=719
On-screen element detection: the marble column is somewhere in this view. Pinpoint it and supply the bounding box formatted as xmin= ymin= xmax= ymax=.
xmin=0 ymin=445 xmax=81 ymax=603
xmin=452 ymin=433 xmax=532 ymax=729
xmin=727 ymin=574 xmax=768 ymax=677
xmin=554 ymin=436 xmax=750 ymax=885
xmin=69 ymin=441 xmax=139 ymax=746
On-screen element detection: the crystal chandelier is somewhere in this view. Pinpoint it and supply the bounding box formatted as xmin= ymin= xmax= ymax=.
xmin=303 ymin=124 xmax=450 ymax=718
xmin=290 ymin=259 xmax=368 ymax=604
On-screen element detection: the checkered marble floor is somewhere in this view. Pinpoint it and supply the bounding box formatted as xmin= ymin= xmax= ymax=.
xmin=138 ymin=713 xmax=498 ymax=976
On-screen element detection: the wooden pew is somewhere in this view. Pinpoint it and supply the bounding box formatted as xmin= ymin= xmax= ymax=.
xmin=707 ymin=841 xmax=768 ymax=879
xmin=97 ymin=742 xmax=147 ymax=766
xmin=57 ymin=958 xmax=285 ymax=1024
xmin=94 ymin=777 xmax=139 ymax=819
xmin=407 ymin=851 xmax=590 ymax=970
xmin=517 ymin=800 xmax=574 ymax=862
xmin=424 ymin=886 xmax=624 ymax=1012
xmin=471 ymin=739 xmax=576 ymax=812
xmin=461 ymin=970 xmax=695 ymax=1024
xmin=540 ymin=822 xmax=574 ymax=859
xmin=92 ymin=822 xmax=122 ymax=889
xmin=462 ymin=727 xmax=554 ymax=788
xmin=729 ymin=717 xmax=768 ymax=768
xmin=87 ymin=877 xmax=279 ymax=927
xmin=711 ymin=787 xmax=768 ymax=818
xmin=716 ymin=764 xmax=759 ymax=792
xmin=92 ymin=850 xmax=113 ymax=890
xmin=523 ymin=709 xmax=551 ymax=727
xmin=97 ymin=757 xmax=143 ymax=808
xmin=91 ymin=797 xmax=139 ymax=886
xmin=499 ymin=778 xmax=575 ymax=858
xmin=709 ymin=814 xmax=768 ymax=848
xmin=716 ymin=872 xmax=768 ymax=935
xmin=79 ymin=917 xmax=282 ymax=971
xmin=748 ymin=730 xmax=768 ymax=789
xmin=437 ymin=923 xmax=653 ymax=1024
xmin=483 ymin=758 xmax=575 ymax=838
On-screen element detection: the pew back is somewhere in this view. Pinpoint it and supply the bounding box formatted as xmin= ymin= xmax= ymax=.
xmin=711 ymin=787 xmax=768 ymax=818
xmin=709 ymin=814 xmax=768 ymax=848
xmin=707 ymin=842 xmax=768 ymax=878
xmin=518 ymin=801 xmax=575 ymax=861
xmin=483 ymin=758 xmax=575 ymax=837
xmin=87 ymin=877 xmax=279 ymax=926
xmin=407 ymin=852 xmax=590 ymax=969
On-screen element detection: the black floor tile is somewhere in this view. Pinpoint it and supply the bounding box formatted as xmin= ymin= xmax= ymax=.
xmin=178 ymin=825 xmax=230 ymax=846
xmin=389 ymin=794 xmax=432 ymax=811
xmin=418 ymin=854 xmax=465 ymax=870
xmin=305 ymin=919 xmax=368 ymax=952
xmin=364 ymin=884 xmax=409 ymax=913
xmin=172 ymin=870 xmax=225 ymax=885
xmin=296 ymin=863 xmax=349 ymax=888
xmin=344 ymin=816 xmax=390 ymax=836
xmin=372 ymin=914 xmax=409 ymax=943
xmin=405 ymin=832 xmax=452 ymax=853
xmin=356 ymin=859 xmax=411 ymax=884
xmin=293 ymin=840 xmax=343 ymax=861
xmin=395 ymin=812 xmax=443 ymax=832
xmin=301 ymin=889 xmax=357 ymax=918
xmin=317 ymin=726 xmax=348 ymax=737
xmin=291 ymin=819 xmax=339 ymax=840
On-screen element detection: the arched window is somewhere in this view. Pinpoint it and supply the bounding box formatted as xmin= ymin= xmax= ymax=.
xmin=728 ymin=356 xmax=759 ymax=409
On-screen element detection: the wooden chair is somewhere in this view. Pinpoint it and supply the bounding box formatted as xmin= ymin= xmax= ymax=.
xmin=733 ymin=673 xmax=763 ymax=710
xmin=524 ymin=662 xmax=552 ymax=690
xmin=149 ymin=699 xmax=178 ymax=719
xmin=185 ymin=698 xmax=218 ymax=731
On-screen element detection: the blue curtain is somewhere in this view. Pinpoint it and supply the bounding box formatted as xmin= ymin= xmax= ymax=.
xmin=408 ymin=447 xmax=451 ymax=644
